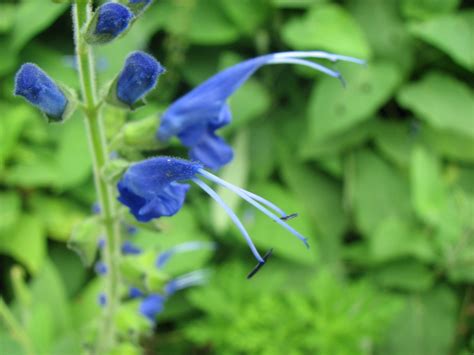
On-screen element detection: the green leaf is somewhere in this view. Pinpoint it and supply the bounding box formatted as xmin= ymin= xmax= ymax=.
xmin=350 ymin=150 xmax=411 ymax=235
xmin=409 ymin=10 xmax=474 ymax=70
xmin=300 ymin=119 xmax=373 ymax=160
xmin=401 ymin=0 xmax=460 ymax=20
xmin=372 ymin=259 xmax=434 ymax=291
xmin=383 ymin=286 xmax=458 ymax=355
xmin=218 ymin=0 xmax=269 ymax=34
xmin=30 ymin=195 xmax=86 ymax=241
xmin=68 ymin=216 xmax=101 ymax=267
xmin=308 ymin=62 xmax=401 ymax=142
xmin=398 ymin=72 xmax=474 ymax=138
xmin=410 ymin=146 xmax=447 ymax=225
xmin=187 ymin=0 xmax=239 ymax=45
xmin=281 ymin=158 xmax=348 ymax=263
xmin=282 ymin=3 xmax=371 ymax=58
xmin=0 ymin=215 xmax=46 ymax=274
xmin=0 ymin=192 xmax=21 ymax=234
xmin=421 ymin=125 xmax=474 ymax=163
xmin=271 ymin=0 xmax=328 ymax=8
xmin=372 ymin=120 xmax=417 ymax=168
xmin=349 ymin=0 xmax=415 ymax=73
xmin=370 ymin=216 xmax=435 ymax=263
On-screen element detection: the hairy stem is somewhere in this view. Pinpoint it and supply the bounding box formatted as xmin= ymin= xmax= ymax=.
xmin=73 ymin=2 xmax=122 ymax=352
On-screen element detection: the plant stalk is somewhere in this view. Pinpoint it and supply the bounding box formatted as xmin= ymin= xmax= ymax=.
xmin=73 ymin=2 xmax=122 ymax=352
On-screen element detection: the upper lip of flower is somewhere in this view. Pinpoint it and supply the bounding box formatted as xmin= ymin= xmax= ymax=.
xmin=156 ymin=51 xmax=365 ymax=170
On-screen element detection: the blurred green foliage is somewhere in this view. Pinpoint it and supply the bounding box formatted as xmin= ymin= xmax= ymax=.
xmin=0 ymin=0 xmax=473 ymax=354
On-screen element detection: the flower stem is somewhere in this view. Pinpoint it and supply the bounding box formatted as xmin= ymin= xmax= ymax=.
xmin=73 ymin=1 xmax=121 ymax=352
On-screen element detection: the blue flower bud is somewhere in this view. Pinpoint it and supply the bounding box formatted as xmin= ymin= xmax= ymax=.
xmin=95 ymin=261 xmax=108 ymax=275
xmin=14 ymin=63 xmax=68 ymax=121
xmin=114 ymin=51 xmax=165 ymax=108
xmin=85 ymin=3 xmax=133 ymax=45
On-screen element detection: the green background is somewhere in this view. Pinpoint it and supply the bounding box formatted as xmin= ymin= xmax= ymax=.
xmin=0 ymin=0 xmax=473 ymax=354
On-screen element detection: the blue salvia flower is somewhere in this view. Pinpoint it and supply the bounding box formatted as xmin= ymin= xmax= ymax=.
xmin=94 ymin=261 xmax=108 ymax=275
xmin=139 ymin=294 xmax=165 ymax=322
xmin=86 ymin=3 xmax=133 ymax=45
xmin=157 ymin=51 xmax=365 ymax=170
xmin=117 ymin=157 xmax=308 ymax=266
xmin=156 ymin=241 xmax=216 ymax=268
xmin=115 ymin=51 xmax=165 ymax=107
xmin=14 ymin=63 xmax=68 ymax=121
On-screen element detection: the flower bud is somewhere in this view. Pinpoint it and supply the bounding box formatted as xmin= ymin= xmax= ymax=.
xmin=14 ymin=63 xmax=71 ymax=122
xmin=107 ymin=51 xmax=165 ymax=109
xmin=85 ymin=3 xmax=133 ymax=45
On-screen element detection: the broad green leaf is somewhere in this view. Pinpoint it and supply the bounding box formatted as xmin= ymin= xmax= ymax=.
xmin=421 ymin=125 xmax=474 ymax=163
xmin=300 ymin=119 xmax=373 ymax=160
xmin=383 ymin=286 xmax=458 ymax=355
xmin=350 ymin=150 xmax=411 ymax=235
xmin=249 ymin=122 xmax=277 ymax=181
xmin=398 ymin=72 xmax=474 ymax=138
xmin=10 ymin=2 xmax=67 ymax=50
xmin=410 ymin=11 xmax=474 ymax=70
xmin=0 ymin=334 xmax=23 ymax=355
xmin=410 ymin=146 xmax=447 ymax=225
xmin=26 ymin=303 xmax=55 ymax=354
xmin=0 ymin=215 xmax=46 ymax=274
xmin=372 ymin=120 xmax=418 ymax=168
xmin=211 ymin=130 xmax=250 ymax=233
xmin=30 ymin=195 xmax=86 ymax=241
xmin=0 ymin=192 xmax=21 ymax=234
xmin=68 ymin=216 xmax=101 ymax=267
xmin=281 ymin=157 xmax=348 ymax=263
xmin=372 ymin=259 xmax=434 ymax=291
xmin=370 ymin=216 xmax=435 ymax=263
xmin=229 ymin=80 xmax=271 ymax=128
xmin=29 ymin=260 xmax=73 ymax=339
xmin=50 ymin=247 xmax=87 ymax=297
xmin=0 ymin=4 xmax=15 ymax=33
xmin=271 ymin=0 xmax=328 ymax=8
xmin=282 ymin=4 xmax=371 ymax=58
xmin=218 ymin=0 xmax=269 ymax=34
xmin=401 ymin=0 xmax=460 ymax=20
xmin=308 ymin=62 xmax=401 ymax=142
xmin=349 ymin=0 xmax=415 ymax=73
xmin=187 ymin=0 xmax=239 ymax=45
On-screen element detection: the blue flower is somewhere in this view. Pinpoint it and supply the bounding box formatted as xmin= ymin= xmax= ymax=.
xmin=127 ymin=0 xmax=152 ymax=15
xmin=117 ymin=157 xmax=308 ymax=266
xmin=14 ymin=63 xmax=68 ymax=121
xmin=86 ymin=3 xmax=133 ymax=45
xmin=129 ymin=287 xmax=143 ymax=299
xmin=157 ymin=51 xmax=365 ymax=170
xmin=115 ymin=51 xmax=165 ymax=107
xmin=139 ymin=294 xmax=165 ymax=322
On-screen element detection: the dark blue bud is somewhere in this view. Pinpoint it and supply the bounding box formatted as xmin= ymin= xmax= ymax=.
xmin=126 ymin=0 xmax=152 ymax=16
xmin=121 ymin=240 xmax=142 ymax=255
xmin=95 ymin=261 xmax=107 ymax=275
xmin=128 ymin=287 xmax=143 ymax=299
xmin=98 ymin=293 xmax=107 ymax=306
xmin=14 ymin=63 xmax=68 ymax=121
xmin=139 ymin=294 xmax=165 ymax=322
xmin=115 ymin=51 xmax=165 ymax=107
xmin=86 ymin=3 xmax=133 ymax=45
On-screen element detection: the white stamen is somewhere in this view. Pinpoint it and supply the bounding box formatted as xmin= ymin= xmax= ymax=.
xmin=192 ymin=178 xmax=265 ymax=263
xmin=272 ymin=51 xmax=366 ymax=65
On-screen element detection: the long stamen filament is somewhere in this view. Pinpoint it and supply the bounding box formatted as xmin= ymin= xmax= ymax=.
xmin=192 ymin=178 xmax=265 ymax=263
xmin=157 ymin=241 xmax=217 ymax=268
xmin=237 ymin=188 xmax=286 ymax=217
xmin=197 ymin=170 xmax=309 ymax=248
xmin=272 ymin=51 xmax=366 ymax=65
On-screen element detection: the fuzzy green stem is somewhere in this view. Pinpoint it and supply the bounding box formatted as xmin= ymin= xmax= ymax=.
xmin=73 ymin=1 xmax=122 ymax=352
